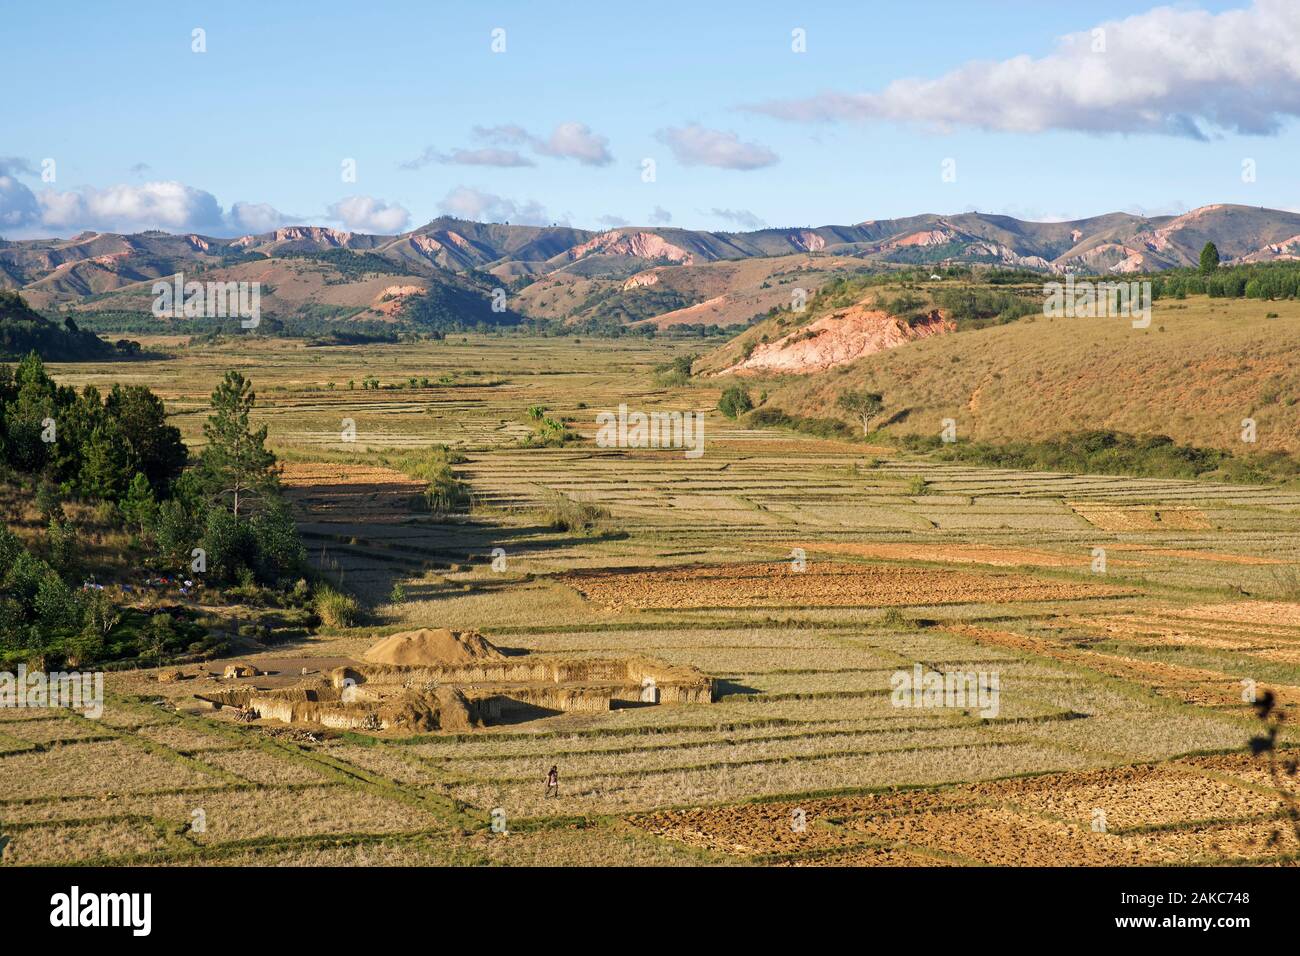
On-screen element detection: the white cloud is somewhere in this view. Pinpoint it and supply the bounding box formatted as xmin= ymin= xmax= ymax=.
xmin=36 ymin=181 xmax=226 ymax=233
xmin=0 ymin=172 xmax=296 ymax=238
xmin=437 ymin=186 xmax=548 ymax=225
xmin=229 ymin=201 xmax=296 ymax=233
xmin=34 ymin=189 xmax=85 ymax=230
xmin=711 ymin=207 xmax=765 ymax=230
xmin=655 ymin=124 xmax=778 ymax=170
xmin=0 ymin=157 xmax=37 ymax=177
xmin=447 ymin=148 xmax=534 ymax=167
xmin=326 ymin=195 xmax=410 ymax=233
xmin=471 ymin=121 xmax=613 ymax=166
xmin=649 ymin=205 xmax=673 ymax=225
xmin=596 ymin=214 xmax=629 ymax=228
xmin=747 ymin=0 xmax=1300 ymax=139
xmin=400 ymin=145 xmax=534 ymax=169
xmin=533 ymin=122 xmax=614 ymax=166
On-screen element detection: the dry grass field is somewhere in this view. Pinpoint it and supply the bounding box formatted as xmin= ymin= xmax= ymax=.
xmin=4 ymin=325 xmax=1299 ymax=867
xmin=730 ymin=293 xmax=1300 ymax=455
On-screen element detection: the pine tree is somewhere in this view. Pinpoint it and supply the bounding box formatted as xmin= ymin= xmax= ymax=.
xmin=78 ymin=423 xmax=129 ymax=501
xmin=200 ymin=371 xmax=278 ymax=518
xmin=1199 ymin=241 xmax=1220 ymax=275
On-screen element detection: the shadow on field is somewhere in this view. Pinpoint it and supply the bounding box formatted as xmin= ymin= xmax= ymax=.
xmin=288 ymin=479 xmax=626 ymax=608
xmin=713 ymin=678 xmax=764 ymax=697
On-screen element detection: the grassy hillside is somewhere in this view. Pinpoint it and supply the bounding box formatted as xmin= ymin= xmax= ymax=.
xmin=695 ymin=268 xmax=1038 ymax=374
xmin=730 ymin=291 xmax=1300 ymax=456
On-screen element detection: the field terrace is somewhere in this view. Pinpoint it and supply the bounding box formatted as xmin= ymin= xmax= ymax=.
xmin=6 ymin=334 xmax=1296 ymax=866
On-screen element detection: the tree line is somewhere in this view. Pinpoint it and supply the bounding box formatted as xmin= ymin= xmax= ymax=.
xmin=0 ymin=354 xmax=304 ymax=666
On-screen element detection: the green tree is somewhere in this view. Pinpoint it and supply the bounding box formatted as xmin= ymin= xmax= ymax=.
xmin=200 ymin=507 xmax=257 ymax=582
xmin=4 ymin=352 xmax=58 ymax=474
xmin=836 ymin=390 xmax=885 ymax=435
xmin=44 ymin=518 xmax=79 ymax=574
xmin=717 ymin=385 xmax=753 ymax=419
xmin=152 ymin=498 xmax=200 ymax=568
xmin=105 ymin=384 xmax=187 ymax=494
xmin=33 ymin=572 xmax=80 ymax=637
xmin=1199 ymin=241 xmax=1220 ymax=275
xmin=78 ymin=423 xmax=130 ymax=501
xmin=120 ymin=473 xmax=158 ymax=540
xmin=48 ymin=386 xmax=105 ymax=491
xmin=200 ymin=371 xmax=278 ymax=518
xmin=249 ymin=498 xmax=305 ymax=584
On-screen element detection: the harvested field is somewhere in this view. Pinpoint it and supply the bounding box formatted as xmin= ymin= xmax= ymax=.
xmin=801 ymin=541 xmax=1101 ymax=568
xmin=19 ymin=333 xmax=1300 ymax=868
xmin=629 ymin=754 xmax=1299 ymax=865
xmin=1069 ymin=503 xmax=1212 ymax=531
xmin=559 ymin=562 xmax=1129 ymax=610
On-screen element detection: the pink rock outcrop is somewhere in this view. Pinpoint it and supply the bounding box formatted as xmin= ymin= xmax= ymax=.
xmin=720 ymin=306 xmax=954 ymax=376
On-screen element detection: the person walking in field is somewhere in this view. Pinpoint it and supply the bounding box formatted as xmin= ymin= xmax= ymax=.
xmin=544 ymin=765 xmax=559 ymax=799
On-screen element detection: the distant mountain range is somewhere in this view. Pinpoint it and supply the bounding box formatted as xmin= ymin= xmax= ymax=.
xmin=4 ymin=203 xmax=1299 ymax=329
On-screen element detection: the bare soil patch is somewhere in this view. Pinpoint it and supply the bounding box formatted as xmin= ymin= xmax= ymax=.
xmin=627 ymin=756 xmax=1291 ymax=865
xmin=561 ymin=561 xmax=1128 ymax=611
xmin=804 ymin=541 xmax=1098 ymax=569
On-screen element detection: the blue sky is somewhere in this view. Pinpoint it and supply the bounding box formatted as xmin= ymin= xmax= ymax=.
xmin=3 ymin=0 xmax=1297 ymax=237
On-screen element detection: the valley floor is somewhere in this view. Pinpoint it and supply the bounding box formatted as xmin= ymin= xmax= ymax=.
xmin=5 ymin=335 xmax=1300 ymax=866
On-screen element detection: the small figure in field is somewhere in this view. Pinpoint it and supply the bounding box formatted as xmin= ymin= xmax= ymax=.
xmin=544 ymin=765 xmax=559 ymax=799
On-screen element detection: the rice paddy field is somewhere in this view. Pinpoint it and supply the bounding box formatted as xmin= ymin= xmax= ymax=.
xmin=6 ymin=333 xmax=1300 ymax=867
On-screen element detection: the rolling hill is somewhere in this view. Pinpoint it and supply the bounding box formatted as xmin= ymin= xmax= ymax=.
xmin=6 ymin=204 xmax=1300 ymax=331
xmin=702 ymin=285 xmax=1300 ymax=457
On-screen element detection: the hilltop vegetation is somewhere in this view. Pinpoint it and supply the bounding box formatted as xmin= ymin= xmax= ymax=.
xmin=0 ymin=356 xmax=306 ymax=668
xmin=0 ymin=291 xmax=120 ymax=361
xmin=901 ymin=430 xmax=1300 ymax=484
xmin=1153 ymin=258 xmax=1300 ymax=301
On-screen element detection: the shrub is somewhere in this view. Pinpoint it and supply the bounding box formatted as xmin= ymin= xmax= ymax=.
xmin=35 ymin=481 xmax=64 ymax=522
xmin=542 ymin=493 xmax=610 ymax=534
xmin=653 ymin=354 xmax=697 ymax=386
xmin=879 ymin=608 xmax=911 ymax=630
xmin=425 ymin=462 xmax=471 ymax=513
xmin=718 ymin=385 xmax=754 ymax=419
xmin=900 ymin=430 xmax=1300 ymax=484
xmin=45 ymin=518 xmax=79 ymax=573
xmin=313 ymin=584 xmax=360 ymax=628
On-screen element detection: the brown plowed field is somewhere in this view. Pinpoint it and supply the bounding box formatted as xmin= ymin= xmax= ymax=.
xmin=560 ymin=562 xmax=1129 ymax=610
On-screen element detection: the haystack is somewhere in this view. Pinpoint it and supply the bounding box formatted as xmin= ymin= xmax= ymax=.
xmin=363 ymin=628 xmax=506 ymax=667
